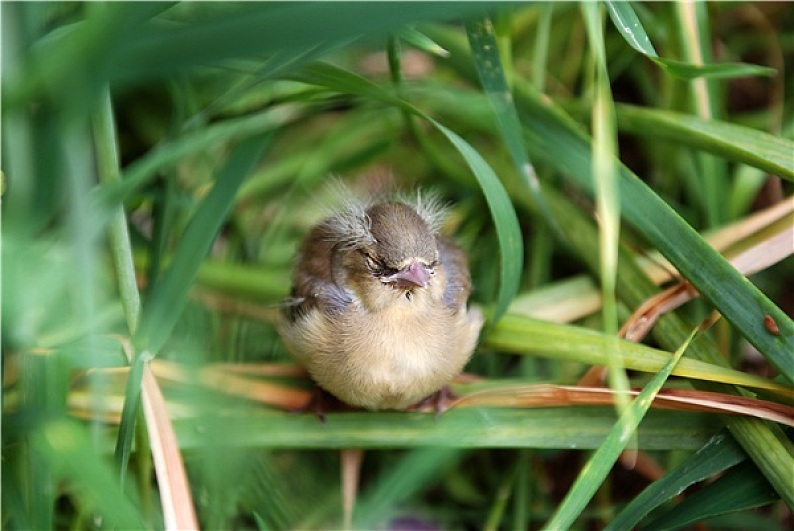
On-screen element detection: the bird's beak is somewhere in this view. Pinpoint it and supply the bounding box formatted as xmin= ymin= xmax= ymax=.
xmin=384 ymin=261 xmax=430 ymax=289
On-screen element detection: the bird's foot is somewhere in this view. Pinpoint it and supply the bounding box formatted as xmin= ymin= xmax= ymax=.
xmin=292 ymin=386 xmax=349 ymax=423
xmin=409 ymin=385 xmax=459 ymax=417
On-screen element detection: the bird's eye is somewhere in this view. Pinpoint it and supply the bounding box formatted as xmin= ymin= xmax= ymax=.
xmin=363 ymin=253 xmax=383 ymax=274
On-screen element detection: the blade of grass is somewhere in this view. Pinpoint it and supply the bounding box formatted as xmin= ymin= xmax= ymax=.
xmin=171 ymin=407 xmax=722 ymax=451
xmin=519 ymin=83 xmax=794 ymax=379
xmin=465 ymin=16 xmax=558 ymax=238
xmin=543 ymin=315 xmax=713 ymax=529
xmin=583 ymin=2 xmax=631 ymax=419
xmin=92 ymin=86 xmax=139 ymax=333
xmin=487 ymin=315 xmax=790 ymax=396
xmin=643 ymin=460 xmax=779 ymax=529
xmin=141 ymin=364 xmax=199 ymax=529
xmin=607 ymin=430 xmax=746 ymax=530
xmin=606 ymin=1 xmax=775 ymax=80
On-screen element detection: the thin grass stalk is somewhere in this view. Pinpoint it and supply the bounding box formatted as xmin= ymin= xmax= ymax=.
xmin=92 ymin=87 xmax=140 ymax=333
xmin=676 ymin=1 xmax=727 ymax=227
xmin=582 ymin=3 xmax=631 ymax=418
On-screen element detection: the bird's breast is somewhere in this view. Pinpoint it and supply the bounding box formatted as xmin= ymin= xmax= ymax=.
xmin=286 ymin=296 xmax=479 ymax=410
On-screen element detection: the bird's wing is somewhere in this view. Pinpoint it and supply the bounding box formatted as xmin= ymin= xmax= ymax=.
xmin=437 ymin=236 xmax=472 ymax=309
xmin=285 ymin=222 xmax=352 ymax=322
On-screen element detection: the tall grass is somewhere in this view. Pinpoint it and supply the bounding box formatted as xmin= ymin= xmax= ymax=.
xmin=3 ymin=2 xmax=792 ymax=529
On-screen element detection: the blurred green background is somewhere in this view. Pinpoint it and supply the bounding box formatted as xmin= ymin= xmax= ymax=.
xmin=2 ymin=2 xmax=793 ymax=529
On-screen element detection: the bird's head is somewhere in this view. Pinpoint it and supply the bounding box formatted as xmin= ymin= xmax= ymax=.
xmin=331 ymin=201 xmax=446 ymax=310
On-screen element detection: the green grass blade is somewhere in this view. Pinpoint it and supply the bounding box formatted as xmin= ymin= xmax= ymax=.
xmin=114 ymin=351 xmax=148 ymax=483
xmin=582 ymin=2 xmax=629 ymax=417
xmin=136 ymin=134 xmax=270 ymax=353
xmin=643 ymin=460 xmax=780 ymax=529
xmin=96 ymin=106 xmax=301 ymax=209
xmin=465 ymin=16 xmax=553 ymax=233
xmin=430 ymin=121 xmax=523 ymax=324
xmin=604 ymin=1 xmax=658 ymax=57
xmin=606 ymin=1 xmax=774 ymax=80
xmin=652 ymin=56 xmax=776 ymax=80
xmin=112 ymin=3 xmax=494 ymax=83
xmin=543 ymin=321 xmax=700 ymax=530
xmin=92 ymin=86 xmax=140 ymax=334
xmin=173 ymin=408 xmax=721 ymax=451
xmin=607 ymin=430 xmax=746 ymax=530
xmin=573 ymin=102 xmax=794 ymax=180
xmin=488 ymin=314 xmax=790 ymax=398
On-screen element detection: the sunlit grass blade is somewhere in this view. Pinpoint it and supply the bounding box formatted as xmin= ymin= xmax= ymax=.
xmin=605 ymin=103 xmax=793 ymax=180
xmin=583 ymin=1 xmax=630 ymax=421
xmin=487 ymin=314 xmax=790 ymax=395
xmin=543 ymin=316 xmax=708 ymax=529
xmin=607 ymin=430 xmax=745 ymax=530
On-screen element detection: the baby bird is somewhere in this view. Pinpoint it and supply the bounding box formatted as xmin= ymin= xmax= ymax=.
xmin=279 ymin=194 xmax=483 ymax=411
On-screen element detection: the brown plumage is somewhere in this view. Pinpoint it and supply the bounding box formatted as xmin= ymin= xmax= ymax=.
xmin=279 ymin=194 xmax=483 ymax=410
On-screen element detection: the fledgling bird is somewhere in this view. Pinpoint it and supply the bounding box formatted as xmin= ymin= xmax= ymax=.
xmin=279 ymin=193 xmax=483 ymax=411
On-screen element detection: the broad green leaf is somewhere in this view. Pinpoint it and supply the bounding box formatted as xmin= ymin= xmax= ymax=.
xmin=544 ymin=320 xmax=698 ymax=530
xmin=643 ymin=460 xmax=779 ymax=529
xmin=607 ymin=430 xmax=746 ymax=530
